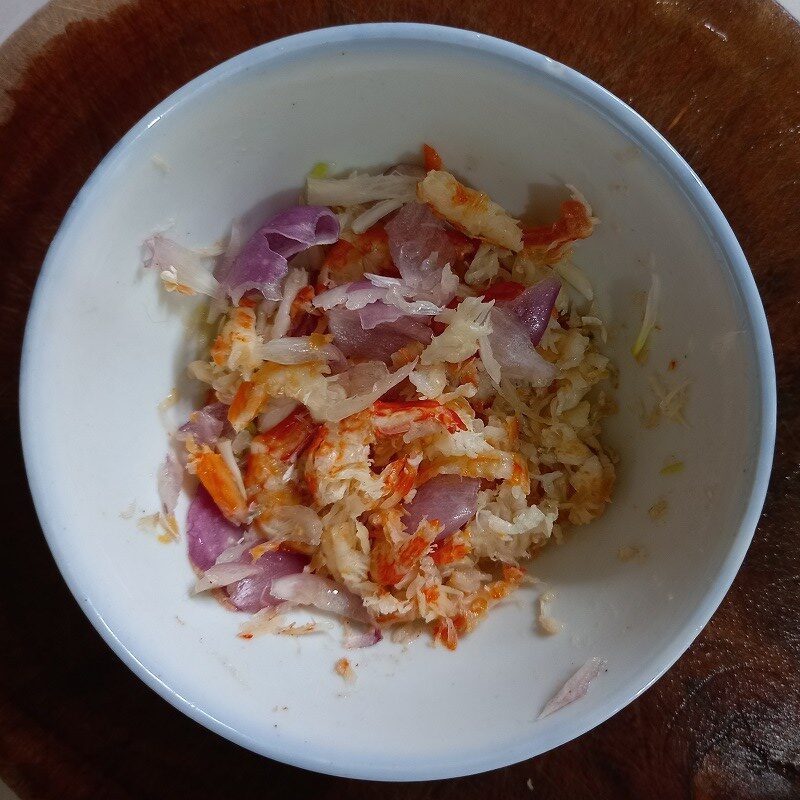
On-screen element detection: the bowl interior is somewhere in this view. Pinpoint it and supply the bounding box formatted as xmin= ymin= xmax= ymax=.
xmin=21 ymin=26 xmax=772 ymax=780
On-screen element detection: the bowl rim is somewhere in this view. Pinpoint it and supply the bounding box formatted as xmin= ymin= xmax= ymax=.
xmin=19 ymin=22 xmax=777 ymax=781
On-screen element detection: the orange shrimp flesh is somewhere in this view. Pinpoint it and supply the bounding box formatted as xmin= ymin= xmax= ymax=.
xmin=422 ymin=143 xmax=443 ymax=172
xmin=192 ymin=447 xmax=248 ymax=525
xmin=521 ymin=198 xmax=594 ymax=262
xmin=323 ymin=225 xmax=394 ymax=283
xmin=245 ymin=407 xmax=320 ymax=531
xmin=228 ymin=381 xmax=270 ymax=432
xmin=372 ymin=400 xmax=466 ymax=436
xmin=433 ymin=565 xmax=526 ymax=650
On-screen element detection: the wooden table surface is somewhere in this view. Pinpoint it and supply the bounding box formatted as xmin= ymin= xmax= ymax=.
xmin=1 ymin=1 xmax=799 ymax=797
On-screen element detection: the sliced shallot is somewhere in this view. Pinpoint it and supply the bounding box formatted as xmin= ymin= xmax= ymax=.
xmin=506 ymin=276 xmax=562 ymax=346
xmin=221 ymin=206 xmax=338 ymax=303
xmin=322 ymin=359 xmax=418 ymax=422
xmin=538 ymin=657 xmax=607 ymax=718
xmin=257 ymin=398 xmax=300 ymax=433
xmin=327 ymin=306 xmax=428 ymax=362
xmin=384 ymin=201 xmax=457 ymax=287
xmin=193 ymin=562 xmax=261 ymax=593
xmin=157 ymin=452 xmax=182 ymax=516
xmin=258 ymin=336 xmax=346 ymax=366
xmin=402 ymin=474 xmax=481 ymax=542
xmin=343 ymin=627 xmax=384 ymax=649
xmin=270 ymin=573 xmax=373 ymax=624
xmin=226 ymin=549 xmax=310 ymax=613
xmin=185 ymin=486 xmax=242 ymax=571
xmin=143 ymin=235 xmax=221 ymax=298
xmin=487 ymin=307 xmax=556 ymax=387
xmin=177 ymin=402 xmax=227 ymax=445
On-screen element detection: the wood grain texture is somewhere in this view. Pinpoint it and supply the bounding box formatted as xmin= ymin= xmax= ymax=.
xmin=1 ymin=1 xmax=799 ymax=797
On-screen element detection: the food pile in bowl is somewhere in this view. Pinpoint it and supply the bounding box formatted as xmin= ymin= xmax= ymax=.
xmin=145 ymin=144 xmax=616 ymax=651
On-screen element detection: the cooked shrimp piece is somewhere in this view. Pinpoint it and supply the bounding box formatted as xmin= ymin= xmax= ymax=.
xmin=366 ymin=512 xmax=441 ymax=591
xmin=228 ymin=381 xmax=270 ymax=432
xmin=245 ymin=406 xmax=319 ymax=532
xmin=520 ymin=188 xmax=596 ymax=264
xmin=433 ymin=565 xmax=526 ymax=650
xmin=416 ymin=452 xmax=515 ymax=483
xmin=305 ymin=400 xmax=465 ymax=509
xmin=190 ymin=446 xmax=248 ymax=524
xmin=251 ymin=361 xmax=332 ymax=418
xmin=417 ymin=170 xmax=523 ymax=252
xmin=210 ymin=303 xmax=262 ymax=379
xmin=323 ymin=224 xmax=394 ymax=284
xmin=372 ymin=400 xmax=466 ymax=436
xmin=227 ymin=357 xmax=334 ymax=434
xmin=378 ymin=455 xmax=419 ymax=508
xmin=422 ymin=143 xmax=443 ymax=172
xmin=288 ymin=284 xmax=322 ymax=336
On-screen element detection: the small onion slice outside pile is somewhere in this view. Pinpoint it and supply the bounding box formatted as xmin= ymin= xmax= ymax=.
xmin=157 ymin=452 xmax=182 ymax=516
xmin=538 ymin=656 xmax=608 ymax=718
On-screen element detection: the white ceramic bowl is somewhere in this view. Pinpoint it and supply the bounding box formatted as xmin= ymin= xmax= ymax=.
xmin=20 ymin=24 xmax=775 ymax=781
